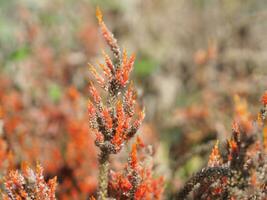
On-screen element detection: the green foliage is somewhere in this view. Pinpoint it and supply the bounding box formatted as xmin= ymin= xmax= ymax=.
xmin=134 ymin=57 xmax=157 ymax=77
xmin=9 ymin=46 xmax=30 ymax=61
xmin=48 ymin=84 xmax=62 ymax=103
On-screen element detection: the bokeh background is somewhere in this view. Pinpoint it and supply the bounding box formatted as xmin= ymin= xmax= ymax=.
xmin=0 ymin=0 xmax=267 ymax=199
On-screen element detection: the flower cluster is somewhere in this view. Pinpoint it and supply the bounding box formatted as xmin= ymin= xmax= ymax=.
xmin=176 ymin=92 xmax=267 ymax=199
xmin=108 ymin=137 xmax=164 ymax=200
xmin=88 ymin=8 xmax=145 ymax=199
xmin=2 ymin=163 xmax=57 ymax=200
xmin=88 ymin=8 xmax=144 ymax=155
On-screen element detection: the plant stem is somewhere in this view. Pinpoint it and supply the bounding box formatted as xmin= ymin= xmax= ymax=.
xmin=98 ymin=152 xmax=109 ymax=200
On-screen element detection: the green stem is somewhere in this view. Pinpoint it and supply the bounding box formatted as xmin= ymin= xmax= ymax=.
xmin=98 ymin=152 xmax=109 ymax=200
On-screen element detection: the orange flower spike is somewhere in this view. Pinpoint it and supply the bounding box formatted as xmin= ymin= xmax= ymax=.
xmin=122 ymin=48 xmax=128 ymax=66
xmin=88 ymin=63 xmax=105 ymax=87
xmin=116 ymin=100 xmax=124 ymax=121
xmin=111 ymin=131 xmax=123 ymax=149
xmin=21 ymin=162 xmax=31 ymax=177
xmin=123 ymin=117 xmax=130 ymax=133
xmin=48 ymin=177 xmax=57 ymax=199
xmin=88 ymin=82 xmax=101 ymax=104
xmin=115 ymin=68 xmax=123 ymax=85
xmin=261 ymin=91 xmax=267 ymax=105
xmin=135 ymin=184 xmax=148 ymax=199
xmin=136 ymin=136 xmax=145 ymax=148
xmin=229 ymin=139 xmax=238 ymax=152
xmin=36 ymin=163 xmax=44 ymax=184
xmin=122 ymin=53 xmax=135 ymax=86
xmin=208 ymin=141 xmax=221 ymax=167
xmin=87 ymin=100 xmax=96 ymax=115
xmin=95 ymin=131 xmax=104 ymax=143
xmin=124 ymin=82 xmax=136 ymax=117
xmin=96 ymin=7 xmax=103 ymax=24
xmin=133 ymin=109 xmax=145 ymax=129
xmin=102 ymin=50 xmax=115 ymax=73
xmin=111 ymin=101 xmax=125 ymax=148
xmin=126 ymin=82 xmax=135 ymax=103
xmin=98 ymin=62 xmax=112 ymax=79
xmin=102 ymin=108 xmax=113 ymax=130
xmin=130 ymin=143 xmax=138 ymax=169
xmin=118 ymin=176 xmax=132 ymax=192
xmin=126 ymin=53 xmax=136 ymax=72
xmin=96 ymin=8 xmax=120 ymax=60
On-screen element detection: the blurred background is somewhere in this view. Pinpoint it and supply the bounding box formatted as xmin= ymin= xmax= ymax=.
xmin=0 ymin=0 xmax=267 ymax=199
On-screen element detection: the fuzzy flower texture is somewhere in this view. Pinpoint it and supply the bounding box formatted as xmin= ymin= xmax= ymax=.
xmin=88 ymin=8 xmax=144 ymax=157
xmin=2 ymin=163 xmax=57 ymax=200
xmin=88 ymin=7 xmax=156 ymax=200
xmin=176 ymin=94 xmax=267 ymax=200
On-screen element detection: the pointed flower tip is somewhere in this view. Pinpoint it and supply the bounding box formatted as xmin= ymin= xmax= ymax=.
xmin=229 ymin=139 xmax=238 ymax=151
xmin=88 ymin=63 xmax=97 ymax=73
xmin=96 ymin=7 xmax=103 ymax=24
xmin=131 ymin=52 xmax=136 ymax=59
xmin=130 ymin=143 xmax=138 ymax=169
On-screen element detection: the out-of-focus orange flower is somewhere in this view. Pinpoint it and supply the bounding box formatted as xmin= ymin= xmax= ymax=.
xmin=0 ymin=106 xmax=4 ymax=119
xmin=233 ymin=95 xmax=253 ymax=132
xmin=208 ymin=141 xmax=222 ymax=167
xmin=261 ymin=91 xmax=267 ymax=105
xmin=67 ymin=86 xmax=80 ymax=102
xmin=194 ymin=49 xmax=208 ymax=65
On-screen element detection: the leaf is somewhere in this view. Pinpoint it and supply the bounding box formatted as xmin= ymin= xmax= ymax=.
xmin=9 ymin=46 xmax=30 ymax=61
xmin=134 ymin=57 xmax=157 ymax=77
xmin=48 ymin=84 xmax=62 ymax=103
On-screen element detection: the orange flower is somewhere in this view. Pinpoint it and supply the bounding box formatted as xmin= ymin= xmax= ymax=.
xmin=88 ymin=83 xmax=101 ymax=104
xmin=102 ymin=108 xmax=113 ymax=130
xmin=67 ymin=86 xmax=80 ymax=101
xmin=261 ymin=91 xmax=267 ymax=105
xmin=89 ymin=64 xmax=105 ymax=87
xmin=130 ymin=143 xmax=138 ymax=169
xmin=208 ymin=141 xmax=222 ymax=167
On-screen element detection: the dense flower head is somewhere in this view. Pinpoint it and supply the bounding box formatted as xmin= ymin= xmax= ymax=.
xmin=2 ymin=163 xmax=57 ymax=200
xmin=177 ymin=93 xmax=267 ymax=199
xmin=177 ymin=114 xmax=267 ymax=200
xmin=108 ymin=138 xmax=164 ymax=200
xmin=88 ymin=8 xmax=144 ymax=154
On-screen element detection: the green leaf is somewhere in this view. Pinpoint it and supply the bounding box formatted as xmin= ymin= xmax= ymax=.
xmin=9 ymin=46 xmax=30 ymax=61
xmin=48 ymin=84 xmax=62 ymax=103
xmin=134 ymin=57 xmax=157 ymax=77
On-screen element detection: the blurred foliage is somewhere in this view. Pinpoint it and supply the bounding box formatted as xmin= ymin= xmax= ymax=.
xmin=48 ymin=84 xmax=62 ymax=103
xmin=134 ymin=56 xmax=158 ymax=77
